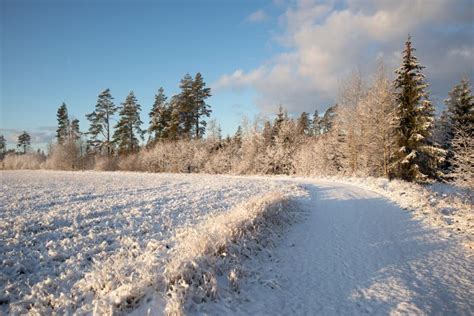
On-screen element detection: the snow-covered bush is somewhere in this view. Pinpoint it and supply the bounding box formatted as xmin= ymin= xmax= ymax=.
xmin=163 ymin=192 xmax=299 ymax=314
xmin=93 ymin=155 xmax=118 ymax=171
xmin=117 ymin=154 xmax=143 ymax=171
xmin=43 ymin=141 xmax=82 ymax=170
xmin=2 ymin=152 xmax=44 ymax=170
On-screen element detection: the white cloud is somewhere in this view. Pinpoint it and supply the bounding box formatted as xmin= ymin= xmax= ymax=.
xmin=216 ymin=0 xmax=474 ymax=113
xmin=247 ymin=9 xmax=269 ymax=23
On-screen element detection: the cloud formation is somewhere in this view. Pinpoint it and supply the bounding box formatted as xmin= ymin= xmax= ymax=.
xmin=247 ymin=9 xmax=269 ymax=23
xmin=216 ymin=0 xmax=474 ymax=113
xmin=0 ymin=128 xmax=55 ymax=148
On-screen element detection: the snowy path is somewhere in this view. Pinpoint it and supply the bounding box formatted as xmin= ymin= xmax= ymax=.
xmin=206 ymin=180 xmax=474 ymax=315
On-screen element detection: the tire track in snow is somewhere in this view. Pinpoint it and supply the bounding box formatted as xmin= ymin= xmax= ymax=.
xmin=202 ymin=180 xmax=474 ymax=315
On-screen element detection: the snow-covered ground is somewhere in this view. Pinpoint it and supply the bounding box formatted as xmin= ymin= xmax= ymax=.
xmin=1 ymin=171 xmax=472 ymax=315
xmin=201 ymin=179 xmax=473 ymax=315
xmin=0 ymin=171 xmax=305 ymax=314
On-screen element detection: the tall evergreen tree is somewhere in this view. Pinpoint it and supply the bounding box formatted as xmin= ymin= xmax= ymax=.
xmin=86 ymin=88 xmax=117 ymax=155
xmin=167 ymin=96 xmax=182 ymax=140
xmin=312 ymin=110 xmax=322 ymax=136
xmin=272 ymin=106 xmax=287 ymax=139
xmin=113 ymin=91 xmax=144 ymax=154
xmin=296 ymin=112 xmax=311 ymax=136
xmin=435 ymin=78 xmax=473 ymax=174
xmin=0 ymin=135 xmax=6 ymax=158
xmin=262 ymin=120 xmax=273 ymax=147
xmin=148 ymin=87 xmax=169 ymax=142
xmin=444 ymin=78 xmax=474 ymax=143
xmin=177 ymin=73 xmax=195 ymax=138
xmin=192 ymin=72 xmax=212 ymax=139
xmin=70 ymin=118 xmax=81 ymax=142
xmin=56 ymin=103 xmax=69 ymax=144
xmin=320 ymin=105 xmax=337 ymax=134
xmin=391 ymin=36 xmax=444 ymax=182
xmin=17 ymin=131 xmax=31 ymax=154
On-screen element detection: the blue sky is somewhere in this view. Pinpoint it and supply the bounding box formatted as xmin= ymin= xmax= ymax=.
xmin=1 ymin=0 xmax=473 ymax=149
xmin=1 ymin=0 xmax=284 ymax=148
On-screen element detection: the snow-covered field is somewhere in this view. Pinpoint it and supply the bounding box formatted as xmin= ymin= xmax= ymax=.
xmin=1 ymin=171 xmax=472 ymax=315
xmin=0 ymin=171 xmax=305 ymax=314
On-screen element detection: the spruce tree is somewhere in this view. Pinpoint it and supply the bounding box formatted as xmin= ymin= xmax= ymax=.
xmin=192 ymin=72 xmax=212 ymax=139
xmin=320 ymin=105 xmax=337 ymax=134
xmin=113 ymin=91 xmax=143 ymax=154
xmin=148 ymin=87 xmax=169 ymax=142
xmin=17 ymin=131 xmax=31 ymax=154
xmin=312 ymin=110 xmax=321 ymax=136
xmin=70 ymin=118 xmax=81 ymax=142
xmin=391 ymin=36 xmax=444 ymax=182
xmin=56 ymin=103 xmax=70 ymax=144
xmin=0 ymin=135 xmax=6 ymax=158
xmin=262 ymin=121 xmax=273 ymax=147
xmin=86 ymin=88 xmax=117 ymax=155
xmin=296 ymin=112 xmax=311 ymax=136
xmin=445 ymin=78 xmax=473 ymax=140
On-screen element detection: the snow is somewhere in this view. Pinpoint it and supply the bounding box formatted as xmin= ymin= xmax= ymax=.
xmin=1 ymin=171 xmax=472 ymax=315
xmin=0 ymin=170 xmax=305 ymax=314
xmin=199 ymin=179 xmax=473 ymax=315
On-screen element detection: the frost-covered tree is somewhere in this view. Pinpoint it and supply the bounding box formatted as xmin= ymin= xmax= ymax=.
xmin=206 ymin=119 xmax=222 ymax=143
xmin=265 ymin=119 xmax=298 ymax=175
xmin=17 ymin=131 xmax=31 ymax=154
xmin=320 ymin=105 xmax=337 ymax=134
xmin=391 ymin=36 xmax=444 ymax=182
xmin=336 ymin=71 xmax=366 ymax=174
xmin=450 ymin=126 xmax=473 ymax=188
xmin=361 ymin=62 xmax=397 ymax=177
xmin=113 ymin=91 xmax=143 ymax=154
xmin=0 ymin=135 xmax=6 ymax=159
xmin=56 ymin=103 xmax=70 ymax=144
xmin=436 ymin=78 xmax=473 ymax=174
xmin=312 ymin=110 xmax=322 ymax=136
xmin=86 ymin=88 xmax=117 ymax=155
xmin=262 ymin=120 xmax=273 ymax=147
xmin=148 ymin=87 xmax=169 ymax=142
xmin=296 ymin=112 xmax=311 ymax=136
xmin=445 ymin=78 xmax=473 ymax=134
xmin=192 ymin=73 xmax=212 ymax=139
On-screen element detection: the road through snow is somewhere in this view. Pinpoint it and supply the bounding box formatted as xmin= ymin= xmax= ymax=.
xmin=204 ymin=180 xmax=474 ymax=315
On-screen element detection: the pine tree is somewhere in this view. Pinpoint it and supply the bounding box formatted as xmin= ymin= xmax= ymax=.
xmin=192 ymin=73 xmax=212 ymax=139
xmin=312 ymin=110 xmax=322 ymax=136
xmin=148 ymin=87 xmax=169 ymax=142
xmin=296 ymin=112 xmax=311 ymax=136
xmin=69 ymin=118 xmax=81 ymax=142
xmin=167 ymin=96 xmax=182 ymax=140
xmin=0 ymin=135 xmax=6 ymax=158
xmin=442 ymin=78 xmax=473 ymax=185
xmin=56 ymin=103 xmax=70 ymax=144
xmin=446 ymin=78 xmax=474 ymax=134
xmin=113 ymin=91 xmax=144 ymax=154
xmin=320 ymin=105 xmax=337 ymax=134
xmin=233 ymin=126 xmax=243 ymax=149
xmin=391 ymin=36 xmax=444 ymax=182
xmin=272 ymin=106 xmax=288 ymax=140
xmin=86 ymin=88 xmax=117 ymax=155
xmin=450 ymin=126 xmax=473 ymax=188
xmin=17 ymin=131 xmax=31 ymax=154
xmin=177 ymin=73 xmax=195 ymax=139
xmin=262 ymin=120 xmax=273 ymax=147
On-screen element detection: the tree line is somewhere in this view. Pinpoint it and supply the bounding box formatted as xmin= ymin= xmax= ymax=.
xmin=1 ymin=37 xmax=472 ymax=187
